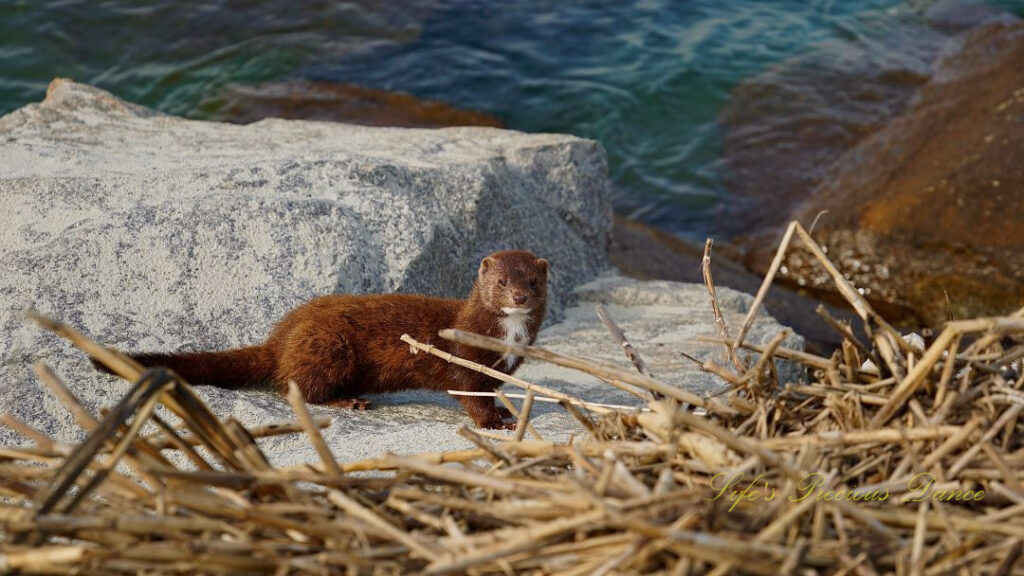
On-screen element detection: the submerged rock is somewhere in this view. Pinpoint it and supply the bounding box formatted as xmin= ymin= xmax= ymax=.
xmin=750 ymin=20 xmax=1024 ymax=326
xmin=206 ymin=80 xmax=504 ymax=128
xmin=718 ymin=10 xmax=947 ymax=236
xmin=719 ymin=5 xmax=1017 ymax=239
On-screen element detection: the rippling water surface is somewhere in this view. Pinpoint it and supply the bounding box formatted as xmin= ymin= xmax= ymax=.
xmin=2 ymin=0 xmax=1020 ymax=238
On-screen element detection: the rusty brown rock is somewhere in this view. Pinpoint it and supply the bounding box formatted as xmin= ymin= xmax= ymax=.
xmin=208 ymin=80 xmax=504 ymax=128
xmin=717 ymin=24 xmax=940 ymax=237
xmin=747 ymin=20 xmax=1024 ymax=327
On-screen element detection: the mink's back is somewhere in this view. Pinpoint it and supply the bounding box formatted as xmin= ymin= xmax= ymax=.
xmin=271 ymin=293 xmax=464 ymax=343
xmin=266 ymin=293 xmax=470 ymax=393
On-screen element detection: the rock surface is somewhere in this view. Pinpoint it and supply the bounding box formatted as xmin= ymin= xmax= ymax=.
xmin=540 ymin=276 xmax=805 ymax=401
xmin=746 ymin=20 xmax=1024 ymax=326
xmin=4 ymin=275 xmax=802 ymax=467
xmin=0 ymin=80 xmax=801 ymax=463
xmin=609 ymin=215 xmax=871 ymax=355
xmin=0 ymin=79 xmax=609 ymax=319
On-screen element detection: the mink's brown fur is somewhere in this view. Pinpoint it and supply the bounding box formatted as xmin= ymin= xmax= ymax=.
xmin=116 ymin=250 xmax=548 ymax=429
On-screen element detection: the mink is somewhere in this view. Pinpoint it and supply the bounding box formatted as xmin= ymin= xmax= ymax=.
xmin=103 ymin=250 xmax=548 ymax=429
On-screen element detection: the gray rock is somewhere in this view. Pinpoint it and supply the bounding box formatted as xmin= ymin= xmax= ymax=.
xmin=0 ymin=79 xmax=609 ymax=447
xmin=0 ymin=80 xmax=802 ymax=466
xmin=517 ymin=274 xmax=805 ymax=427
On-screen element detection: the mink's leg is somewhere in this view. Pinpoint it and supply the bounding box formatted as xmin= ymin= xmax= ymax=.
xmin=275 ymin=322 xmax=356 ymax=405
xmin=324 ymin=398 xmax=371 ymax=410
xmin=455 ymin=393 xmax=515 ymax=430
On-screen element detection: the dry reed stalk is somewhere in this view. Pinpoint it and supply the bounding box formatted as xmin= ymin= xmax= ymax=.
xmin=698 ymin=239 xmax=746 ymax=374
xmin=438 ymin=329 xmax=740 ymax=415
xmin=286 ymin=381 xmax=342 ymax=478
xmin=400 ymin=333 xmax=617 ymax=413
xmin=446 ymin=389 xmax=647 ymax=412
xmin=514 ymin=390 xmax=535 ymax=442
xmin=595 ymin=303 xmax=653 ymax=379
xmin=423 ymin=510 xmax=607 ymax=574
xmin=494 ymin=389 xmax=543 ymax=440
xmin=698 ymin=335 xmax=840 ymax=372
xmin=731 ymin=221 xmax=796 ymax=352
xmin=326 ymin=489 xmax=444 ymax=562
xmin=759 ymin=425 xmax=962 ymax=449
xmin=143 ymin=415 xmax=332 ymax=450
xmin=457 ymin=426 xmax=513 ymax=464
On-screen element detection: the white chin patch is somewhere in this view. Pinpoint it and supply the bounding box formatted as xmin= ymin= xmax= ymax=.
xmin=499 ymin=313 xmax=531 ymax=370
xmin=501 ymin=307 xmax=532 ymax=316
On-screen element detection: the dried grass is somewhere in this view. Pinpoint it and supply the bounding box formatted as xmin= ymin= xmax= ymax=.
xmin=1 ymin=220 xmax=1021 ymax=574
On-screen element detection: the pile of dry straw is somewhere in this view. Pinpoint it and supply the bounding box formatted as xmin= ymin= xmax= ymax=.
xmin=1 ymin=221 xmax=1022 ymax=574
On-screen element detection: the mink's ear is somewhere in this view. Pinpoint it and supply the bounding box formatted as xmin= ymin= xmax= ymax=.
xmin=479 ymin=257 xmax=496 ymax=278
xmin=535 ymin=258 xmax=549 ymax=276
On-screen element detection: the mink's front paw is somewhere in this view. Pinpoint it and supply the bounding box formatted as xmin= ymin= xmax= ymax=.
xmin=488 ymin=418 xmax=517 ymax=431
xmin=327 ymin=398 xmax=371 ymax=410
xmin=474 ymin=411 xmax=516 ymax=430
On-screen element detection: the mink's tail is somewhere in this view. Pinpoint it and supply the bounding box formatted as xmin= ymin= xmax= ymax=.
xmin=92 ymin=346 xmax=276 ymax=390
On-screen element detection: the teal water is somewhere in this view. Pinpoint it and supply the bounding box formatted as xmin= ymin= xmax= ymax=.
xmin=2 ymin=0 xmax=1021 ymax=239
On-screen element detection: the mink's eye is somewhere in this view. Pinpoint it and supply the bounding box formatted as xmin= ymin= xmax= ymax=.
xmin=498 ymin=279 xmax=507 ymax=287
xmin=530 ymin=280 xmax=538 ymax=288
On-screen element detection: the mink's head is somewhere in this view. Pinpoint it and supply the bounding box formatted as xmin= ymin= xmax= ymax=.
xmin=475 ymin=250 xmax=548 ymax=317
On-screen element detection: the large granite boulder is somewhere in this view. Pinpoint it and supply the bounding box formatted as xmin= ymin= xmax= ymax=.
xmin=0 ymin=79 xmax=609 ymax=445
xmin=0 ymin=80 xmax=800 ymax=464
xmin=0 ymin=79 xmax=610 ymax=319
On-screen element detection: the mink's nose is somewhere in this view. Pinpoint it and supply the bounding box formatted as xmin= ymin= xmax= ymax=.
xmin=513 ymin=293 xmax=528 ymax=305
